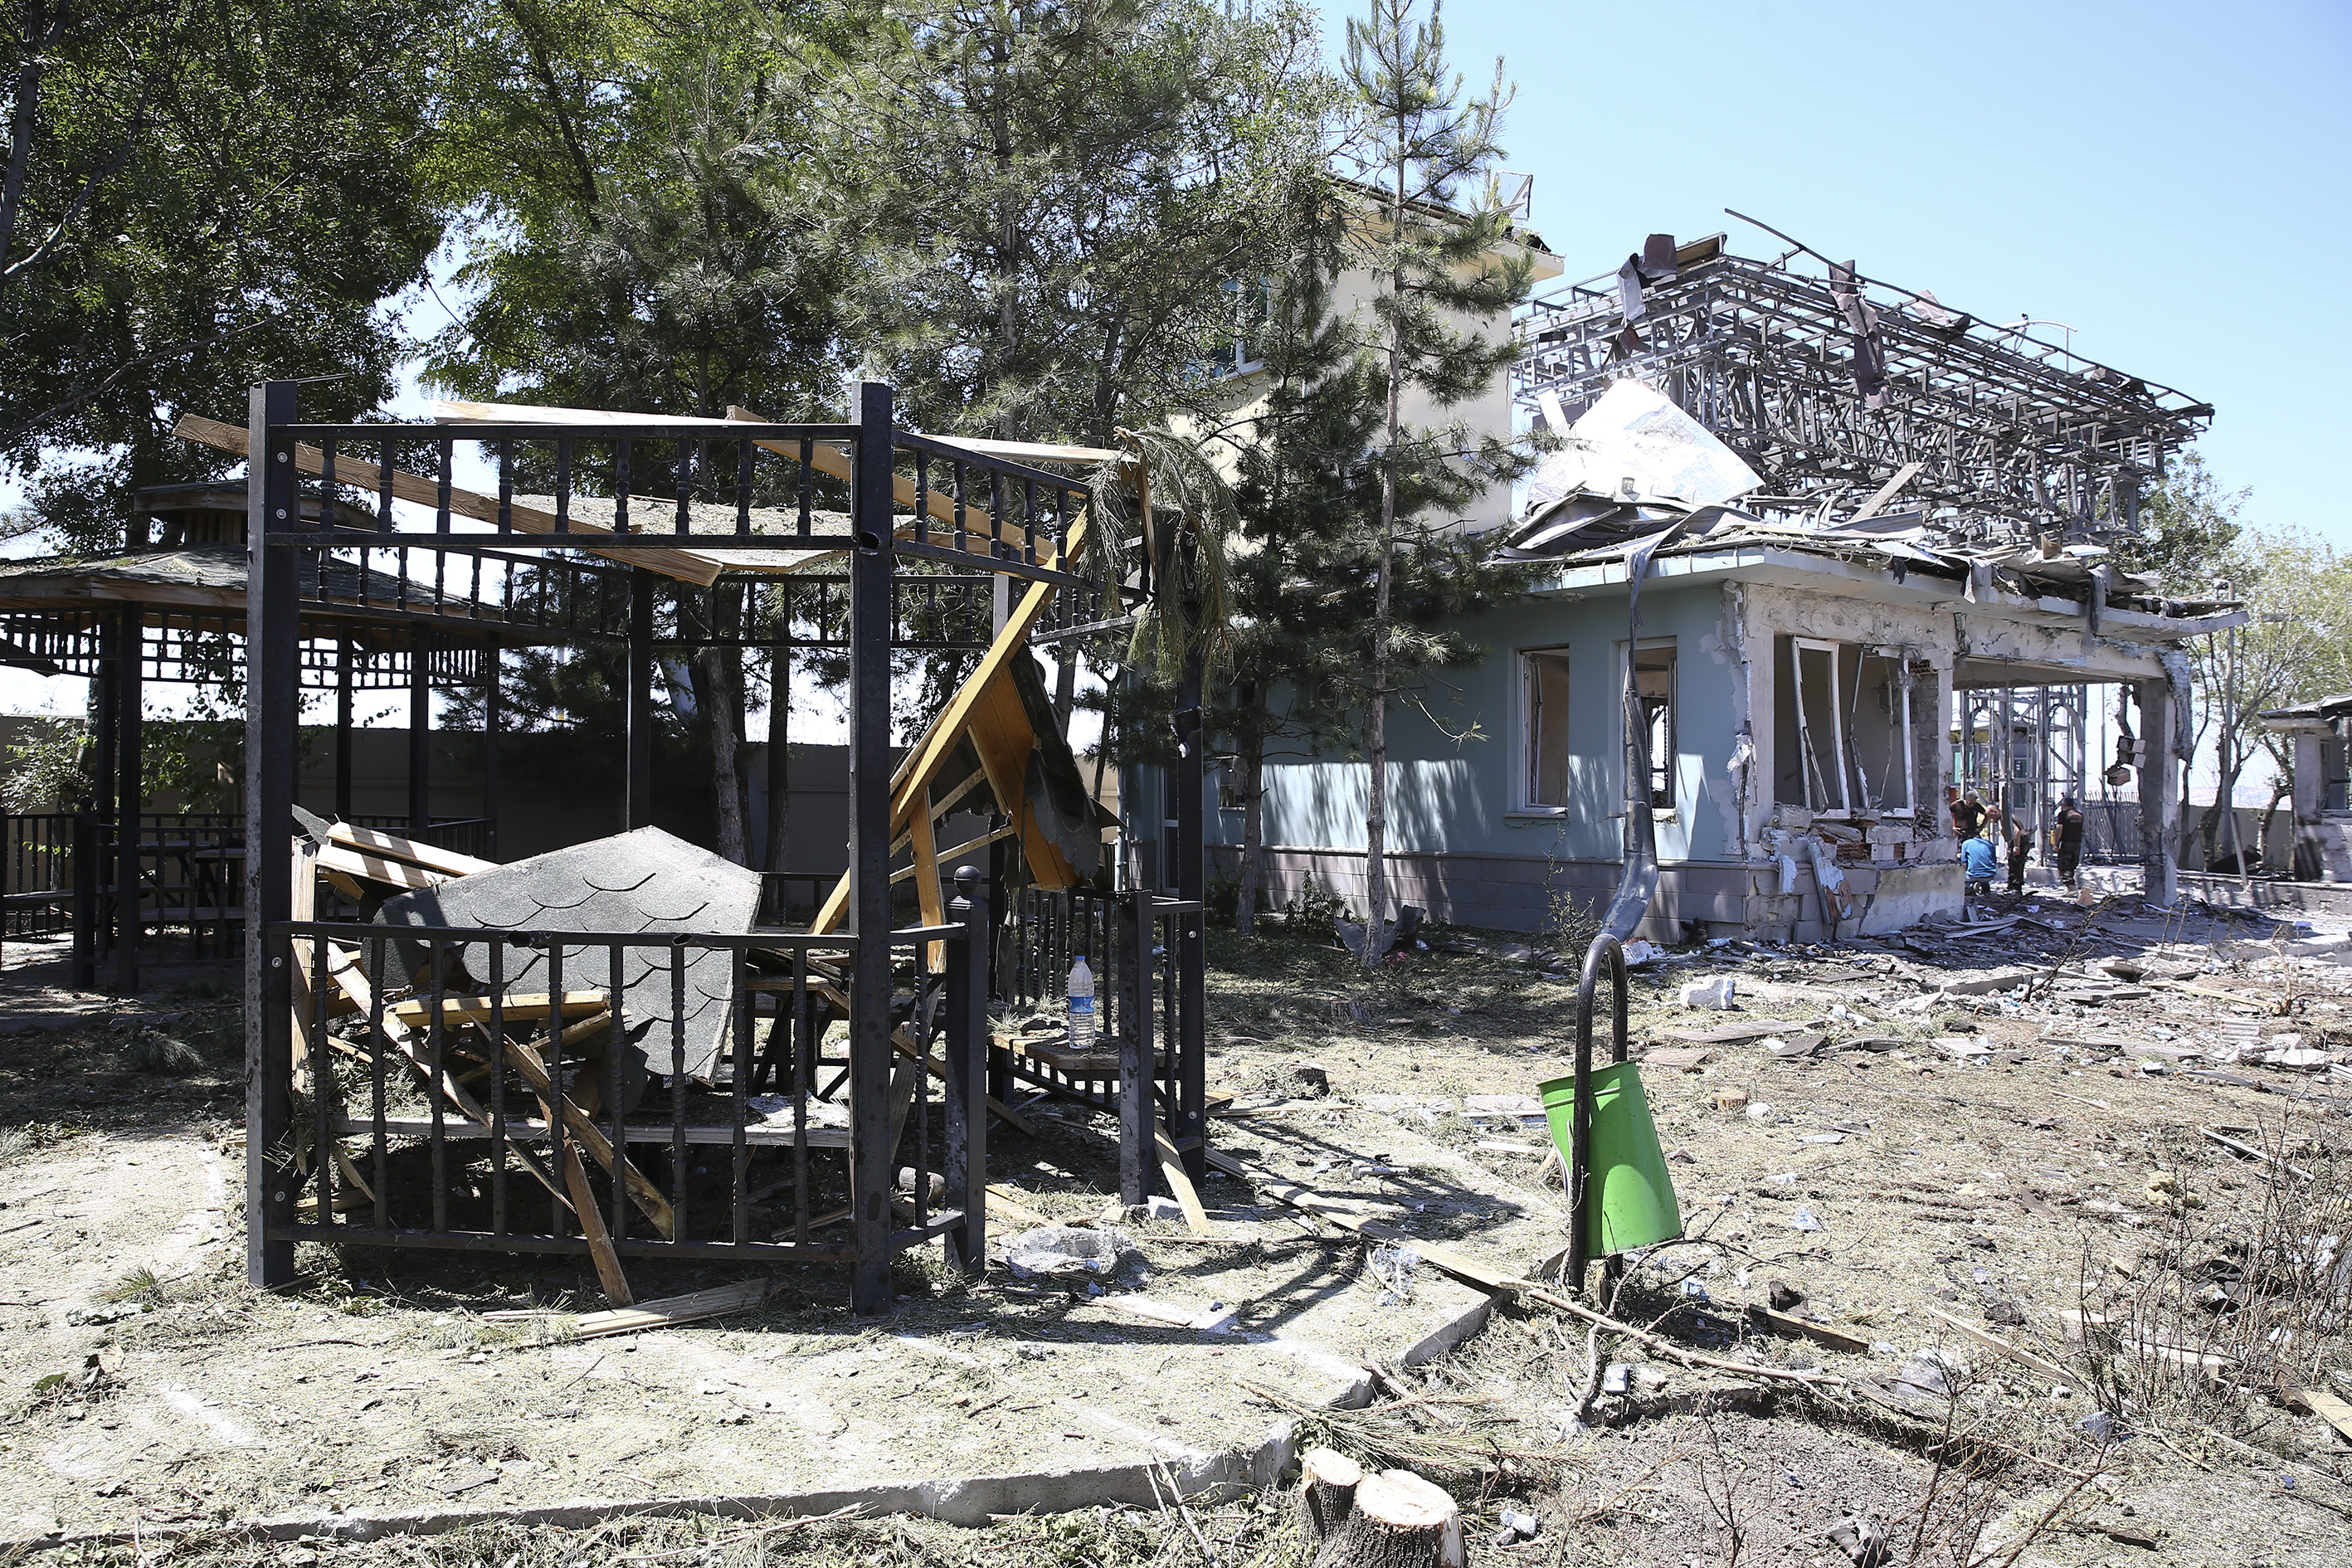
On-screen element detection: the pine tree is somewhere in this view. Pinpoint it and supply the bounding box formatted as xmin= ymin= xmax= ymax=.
xmin=1338 ymin=0 xmax=1531 ymax=962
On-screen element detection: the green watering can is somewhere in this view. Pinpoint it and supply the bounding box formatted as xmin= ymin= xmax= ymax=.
xmin=1538 ymin=933 xmax=1682 ymax=1276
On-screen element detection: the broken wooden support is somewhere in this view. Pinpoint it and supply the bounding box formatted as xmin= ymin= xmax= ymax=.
xmin=484 ymin=1279 xmax=770 ymax=1342
xmin=1153 ymin=1124 xmax=1213 ymax=1236
xmin=1746 ymin=1304 xmax=1872 ymax=1356
xmin=325 ymin=819 xmax=498 ymax=879
xmin=320 ymin=946 xmax=574 ymax=1215
xmin=493 ymin=1029 xmax=678 ymax=1240
xmin=316 ymin=844 xmax=453 ymax=894
xmin=558 ymin=1142 xmax=633 ymax=1306
xmin=1925 ymin=1304 xmax=2082 ymax=1387
xmin=386 ymin=991 xmax=610 ymax=1029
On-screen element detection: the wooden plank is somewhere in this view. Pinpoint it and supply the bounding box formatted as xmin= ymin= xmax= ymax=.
xmin=801 ymin=975 xmax=1042 ymax=1137
xmin=386 ymin=991 xmax=609 ymax=1028
xmin=1746 ymin=1304 xmax=1872 ymax=1356
xmin=809 ymin=497 xmax=1093 ymax=935
xmin=173 ymin=412 xmax=726 ymax=587
xmin=327 ymin=820 xmax=499 ymax=879
xmin=319 ymin=946 xmax=572 ymax=1213
xmin=494 ymin=1030 xmax=677 ymax=1239
xmin=316 ymin=844 xmax=449 ymax=892
xmin=1153 ymin=1124 xmax=1213 ymax=1235
xmin=985 ymin=1183 xmax=1051 ymax=1230
xmin=290 ymin=838 xmax=319 ymax=1075
xmin=485 ymin=1280 xmax=767 ymax=1342
xmin=1926 ymin=1305 xmax=2083 ymax=1388
xmin=2296 ymin=1388 xmax=2352 ymax=1443
xmin=909 ymin=803 xmax=947 ymax=975
xmin=559 ymin=1142 xmax=634 ymax=1306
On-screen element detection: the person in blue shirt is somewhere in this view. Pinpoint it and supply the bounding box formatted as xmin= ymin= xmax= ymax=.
xmin=1961 ymin=832 xmax=1999 ymax=894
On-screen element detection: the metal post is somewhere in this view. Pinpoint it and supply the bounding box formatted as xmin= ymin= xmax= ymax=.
xmin=407 ymin=627 xmax=432 ymax=838
xmin=334 ymin=637 xmax=353 ymax=821
xmin=1172 ymin=637 xmax=1206 ymax=1186
xmin=626 ymin=568 xmax=655 ymax=830
xmin=70 ymin=809 xmax=96 ymax=987
xmin=114 ymin=603 xmax=143 ymax=992
xmin=1119 ymin=840 xmax=1155 ymax=1208
xmin=91 ymin=616 xmax=116 ymax=966
xmin=246 ymin=379 xmax=301 ymax=1288
xmin=847 ymin=380 xmax=896 ymax=1316
xmin=2137 ymin=675 xmax=2179 ymax=906
xmin=944 ymin=865 xmax=988 ymax=1274
xmin=1565 ymin=934 xmax=1629 ymax=1293
xmin=481 ymin=647 xmax=501 ymax=856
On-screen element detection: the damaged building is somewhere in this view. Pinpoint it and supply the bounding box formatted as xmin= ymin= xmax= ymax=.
xmin=1219 ymin=230 xmax=2244 ymax=941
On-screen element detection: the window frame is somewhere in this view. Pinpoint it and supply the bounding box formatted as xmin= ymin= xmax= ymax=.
xmin=1790 ymin=636 xmax=1851 ymax=817
xmin=1517 ymin=645 xmax=1574 ymax=812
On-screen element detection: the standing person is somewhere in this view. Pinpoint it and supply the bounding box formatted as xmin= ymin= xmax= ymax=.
xmin=2053 ymin=795 xmax=2087 ymax=890
xmin=2005 ymin=811 xmax=2033 ymax=894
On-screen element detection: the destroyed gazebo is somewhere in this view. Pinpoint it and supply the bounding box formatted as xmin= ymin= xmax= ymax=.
xmin=178 ymin=384 xmax=1214 ymax=1313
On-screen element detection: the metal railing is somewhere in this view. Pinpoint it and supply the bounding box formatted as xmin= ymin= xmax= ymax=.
xmin=265 ymin=880 xmax=990 ymax=1277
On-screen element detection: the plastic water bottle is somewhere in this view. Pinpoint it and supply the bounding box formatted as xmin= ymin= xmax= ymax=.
xmin=1067 ymin=954 xmax=1095 ymax=1054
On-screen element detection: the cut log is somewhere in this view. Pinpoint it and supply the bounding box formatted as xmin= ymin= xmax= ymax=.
xmin=1309 ymin=1468 xmax=1465 ymax=1568
xmin=1299 ymin=1447 xmax=1363 ymax=1552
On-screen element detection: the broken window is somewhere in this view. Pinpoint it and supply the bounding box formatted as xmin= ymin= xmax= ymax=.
xmin=1790 ymin=638 xmax=1848 ymax=815
xmin=1634 ymin=640 xmax=1676 ymax=811
xmin=1522 ymin=649 xmax=1572 ymax=808
xmin=1846 ymin=647 xmax=1917 ymax=814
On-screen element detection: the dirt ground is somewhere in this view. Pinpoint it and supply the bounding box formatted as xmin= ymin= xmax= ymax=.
xmin=3 ymin=887 xmax=2351 ymax=1566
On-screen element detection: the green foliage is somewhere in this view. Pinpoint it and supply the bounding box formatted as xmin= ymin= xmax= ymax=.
xmin=2112 ymin=450 xmax=2248 ymax=593
xmin=819 ymin=0 xmax=1335 ymax=445
xmin=1 ymin=0 xmax=448 ymax=551
xmin=0 ymin=716 xmax=90 ymax=810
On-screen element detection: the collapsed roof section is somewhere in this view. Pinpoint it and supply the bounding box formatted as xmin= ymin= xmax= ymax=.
xmin=1515 ymin=228 xmax=2212 ymax=548
xmin=1501 ymin=380 xmax=2240 ymax=632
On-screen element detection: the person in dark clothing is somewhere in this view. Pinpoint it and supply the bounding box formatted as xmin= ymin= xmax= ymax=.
xmin=1948 ymin=788 xmax=1989 ymax=843
xmin=2004 ymin=812 xmax=2033 ymax=893
xmin=2053 ymin=795 xmax=2086 ymax=889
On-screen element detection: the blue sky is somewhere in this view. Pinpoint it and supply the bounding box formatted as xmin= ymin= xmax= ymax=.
xmin=1409 ymin=0 xmax=2352 ymax=546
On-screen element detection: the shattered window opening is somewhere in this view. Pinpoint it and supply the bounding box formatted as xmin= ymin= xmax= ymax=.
xmin=1522 ymin=647 xmax=1572 ymax=809
xmin=1634 ymin=639 xmax=1676 ymax=811
xmin=1791 ymin=638 xmax=1848 ymax=816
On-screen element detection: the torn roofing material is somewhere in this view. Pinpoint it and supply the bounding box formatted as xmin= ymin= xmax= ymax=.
xmin=373 ymin=826 xmax=762 ymax=1104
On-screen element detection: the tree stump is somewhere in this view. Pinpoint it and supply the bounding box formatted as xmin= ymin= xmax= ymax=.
xmin=1307 ymin=1466 xmax=1465 ymax=1568
xmin=1299 ymin=1447 xmax=1363 ymax=1552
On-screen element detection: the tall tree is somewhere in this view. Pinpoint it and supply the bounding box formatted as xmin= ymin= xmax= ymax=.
xmin=1337 ymin=0 xmax=1531 ymax=962
xmin=1 ymin=0 xmax=446 ymax=549
xmin=426 ymin=4 xmax=864 ymax=863
xmin=815 ymin=0 xmax=1332 ymax=445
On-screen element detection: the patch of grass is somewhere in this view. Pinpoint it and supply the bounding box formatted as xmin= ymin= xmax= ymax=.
xmin=100 ymin=1265 xmax=165 ymax=1307
xmin=122 ymin=1032 xmax=207 ymax=1076
xmin=0 ymin=1118 xmax=91 ymax=1162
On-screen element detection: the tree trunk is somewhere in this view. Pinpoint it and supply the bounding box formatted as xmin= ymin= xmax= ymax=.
xmin=1298 ymin=1447 xmax=1362 ymax=1552
xmin=694 ymin=599 xmax=748 ymax=865
xmin=1361 ymin=153 xmax=1407 ymax=971
xmin=764 ymin=642 xmax=791 ymax=878
xmin=1307 ymin=1467 xmax=1464 ymax=1568
xmin=1236 ymin=724 xmax=1265 ymax=938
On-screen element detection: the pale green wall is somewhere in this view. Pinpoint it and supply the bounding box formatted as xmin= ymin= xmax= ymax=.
xmin=1219 ymin=582 xmax=1745 ymax=864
